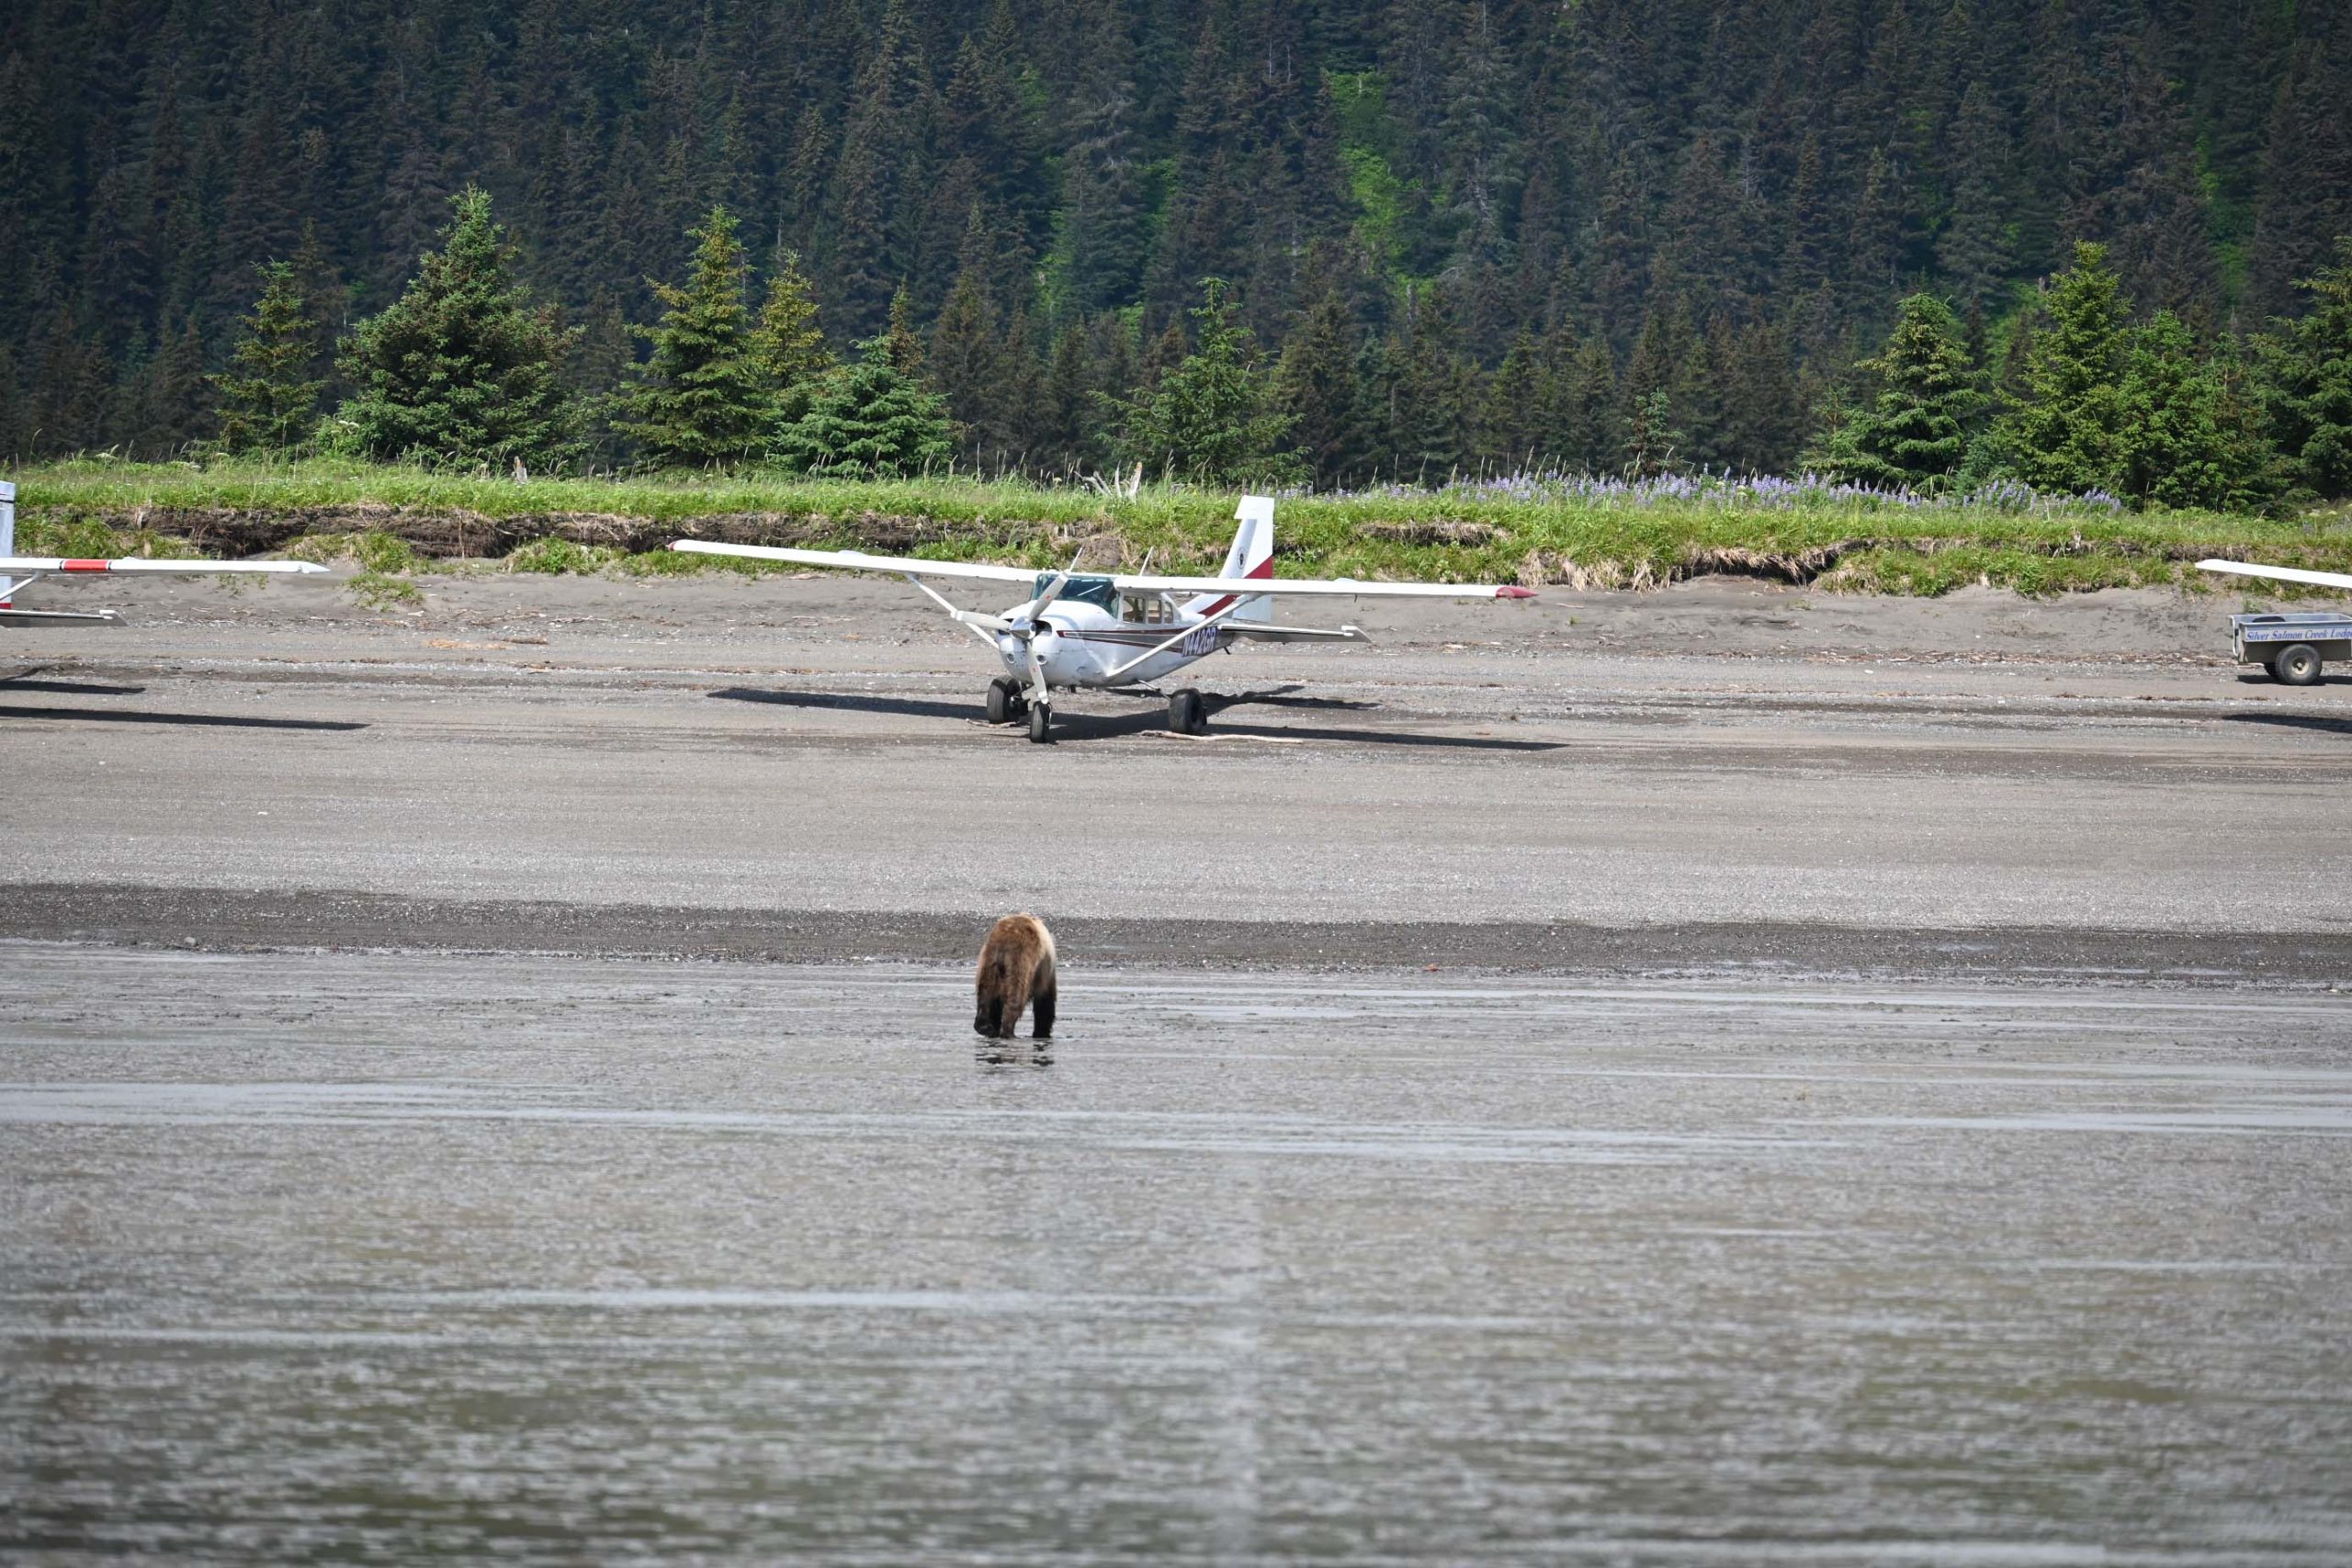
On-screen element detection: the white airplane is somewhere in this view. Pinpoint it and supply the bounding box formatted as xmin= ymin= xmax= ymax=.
xmin=673 ymin=495 xmax=1535 ymax=741
xmin=0 ymin=479 xmax=328 ymax=624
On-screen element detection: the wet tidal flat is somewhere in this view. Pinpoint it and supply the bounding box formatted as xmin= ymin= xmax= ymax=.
xmin=4 ymin=944 xmax=2350 ymax=1564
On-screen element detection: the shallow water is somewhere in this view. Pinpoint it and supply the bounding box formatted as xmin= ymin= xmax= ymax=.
xmin=5 ymin=945 xmax=2350 ymax=1564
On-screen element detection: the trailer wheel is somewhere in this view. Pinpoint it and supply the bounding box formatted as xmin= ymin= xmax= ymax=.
xmin=2277 ymin=643 xmax=2324 ymax=686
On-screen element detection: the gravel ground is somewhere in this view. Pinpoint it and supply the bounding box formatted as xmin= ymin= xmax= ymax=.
xmin=5 ymin=571 xmax=2351 ymax=948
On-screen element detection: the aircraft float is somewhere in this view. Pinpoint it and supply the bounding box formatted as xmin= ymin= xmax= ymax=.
xmin=672 ymin=495 xmax=1535 ymax=741
xmin=0 ymin=479 xmax=328 ymax=625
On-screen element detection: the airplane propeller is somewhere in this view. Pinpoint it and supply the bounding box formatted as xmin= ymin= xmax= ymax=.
xmin=951 ymin=570 xmax=1070 ymax=641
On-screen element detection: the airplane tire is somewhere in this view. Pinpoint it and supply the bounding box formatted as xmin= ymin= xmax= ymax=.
xmin=1182 ymin=689 xmax=1210 ymax=734
xmin=1027 ymin=702 xmax=1052 ymax=743
xmin=1167 ymin=689 xmax=1199 ymax=734
xmin=986 ymin=679 xmax=1013 ymax=724
xmin=2276 ymin=643 xmax=2324 ymax=686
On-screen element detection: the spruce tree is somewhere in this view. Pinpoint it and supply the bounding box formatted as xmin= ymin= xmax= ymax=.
xmin=775 ymin=331 xmax=954 ymax=478
xmin=1722 ymin=320 xmax=1806 ymax=476
xmin=1623 ymin=389 xmax=1685 ymax=479
xmin=329 ymin=187 xmax=581 ymax=468
xmin=752 ymin=250 xmax=834 ymax=430
xmin=929 ymin=270 xmax=995 ymax=410
xmin=0 ymin=345 xmax=22 ymax=463
xmin=1622 ymin=305 xmax=1694 ymax=475
xmin=2256 ymin=237 xmax=2352 ymax=499
xmin=1037 ymin=321 xmax=1101 ymax=475
xmin=1997 ymin=243 xmax=2132 ymax=494
xmin=1844 ymin=148 xmax=1905 ymax=316
xmin=1272 ymin=281 xmax=1364 ymax=488
xmin=134 ymin=316 xmax=212 ymax=457
xmin=2118 ymin=311 xmax=2278 ymax=512
xmin=1058 ymin=38 xmax=1149 ymax=317
xmin=1351 ymin=333 xmax=1400 ymax=481
xmin=1117 ymin=280 xmax=1304 ymax=486
xmin=1680 ymin=315 xmax=1739 ymax=470
xmin=1565 ymin=337 xmax=1621 ymax=474
xmin=991 ymin=311 xmax=1046 ymax=473
xmin=930 ymin=264 xmax=1016 ymax=469
xmin=883 ymin=286 xmax=926 ymax=378
xmin=1937 ymin=83 xmax=2014 ymax=310
xmin=618 ymin=207 xmax=769 ymax=469
xmin=211 ymin=261 xmax=323 ymax=455
xmin=1477 ymin=330 xmax=1543 ymax=470
xmin=1386 ymin=290 xmax=1478 ymax=483
xmin=1812 ymin=294 xmax=1985 ymax=491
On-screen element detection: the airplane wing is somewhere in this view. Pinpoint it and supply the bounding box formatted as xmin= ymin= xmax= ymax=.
xmin=2198 ymin=559 xmax=2352 ymax=592
xmin=1 ymin=555 xmax=332 ymax=622
xmin=0 ymin=557 xmax=330 ymax=576
xmin=668 ymin=541 xmax=1533 ymax=598
xmin=668 ymin=542 xmax=1040 ymax=584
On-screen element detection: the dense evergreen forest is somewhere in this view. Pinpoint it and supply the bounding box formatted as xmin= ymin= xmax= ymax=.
xmin=3 ymin=0 xmax=2348 ymax=501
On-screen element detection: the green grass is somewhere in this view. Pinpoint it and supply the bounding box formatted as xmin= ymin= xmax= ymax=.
xmin=277 ymin=532 xmax=425 ymax=607
xmin=505 ymin=536 xmax=625 ymax=574
xmin=283 ymin=530 xmax=424 ymax=575
xmin=14 ymin=457 xmax=2352 ymax=599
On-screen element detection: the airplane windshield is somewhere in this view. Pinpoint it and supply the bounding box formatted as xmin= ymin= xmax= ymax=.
xmin=1038 ymin=573 xmax=1119 ymax=613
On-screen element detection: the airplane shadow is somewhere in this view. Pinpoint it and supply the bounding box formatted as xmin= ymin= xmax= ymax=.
xmin=2222 ymin=711 xmax=2352 ymax=738
xmin=710 ymin=688 xmax=983 ymax=723
xmin=0 ymin=676 xmax=148 ymax=696
xmin=710 ymin=685 xmax=1560 ymax=752
xmin=1195 ymin=682 xmax=1378 ymax=714
xmin=0 ymin=705 xmax=367 ymax=731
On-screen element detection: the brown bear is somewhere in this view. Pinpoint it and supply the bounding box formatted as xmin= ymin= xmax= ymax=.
xmin=974 ymin=913 xmax=1057 ymax=1039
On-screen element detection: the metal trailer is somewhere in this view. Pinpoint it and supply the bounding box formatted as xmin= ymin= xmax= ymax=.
xmin=2231 ymin=611 xmax=2352 ymax=686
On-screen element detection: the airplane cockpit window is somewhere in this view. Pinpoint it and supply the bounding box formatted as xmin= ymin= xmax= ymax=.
xmin=1039 ymin=573 xmax=1120 ymax=613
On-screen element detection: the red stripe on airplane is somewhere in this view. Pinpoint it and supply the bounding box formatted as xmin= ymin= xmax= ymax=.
xmin=1195 ymin=555 xmax=1275 ymax=617
xmin=61 ymin=559 xmax=112 ymax=572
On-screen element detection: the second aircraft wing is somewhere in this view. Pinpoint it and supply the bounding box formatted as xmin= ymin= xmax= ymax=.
xmin=667 ymin=542 xmax=1043 ymax=583
xmin=2198 ymin=559 xmax=2352 ymax=592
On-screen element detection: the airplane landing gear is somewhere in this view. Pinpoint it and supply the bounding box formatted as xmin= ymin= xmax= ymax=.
xmin=985 ymin=676 xmax=1023 ymax=724
xmin=1166 ymin=688 xmax=1207 ymax=735
xmin=1027 ymin=701 xmax=1053 ymax=743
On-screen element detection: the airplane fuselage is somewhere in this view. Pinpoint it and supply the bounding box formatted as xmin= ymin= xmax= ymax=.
xmin=992 ymin=597 xmax=1227 ymax=690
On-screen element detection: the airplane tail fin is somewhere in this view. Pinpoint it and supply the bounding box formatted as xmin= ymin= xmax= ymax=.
xmin=1182 ymin=494 xmax=1276 ymax=622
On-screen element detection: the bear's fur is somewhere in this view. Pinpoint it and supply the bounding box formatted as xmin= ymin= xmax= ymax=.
xmin=974 ymin=913 xmax=1057 ymax=1039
